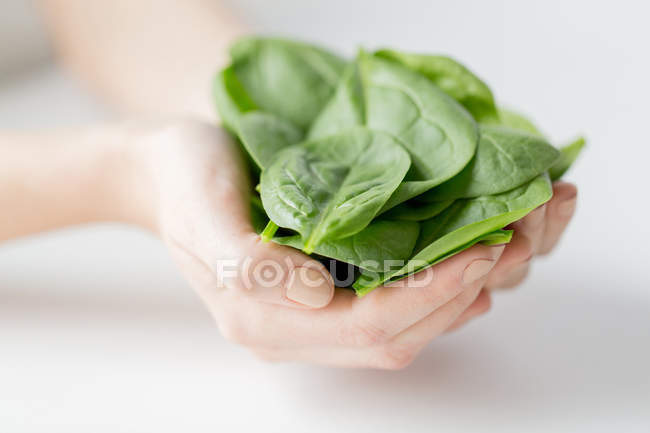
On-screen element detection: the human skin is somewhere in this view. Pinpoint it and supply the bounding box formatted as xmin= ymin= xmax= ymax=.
xmin=0 ymin=120 xmax=577 ymax=368
xmin=0 ymin=0 xmax=579 ymax=368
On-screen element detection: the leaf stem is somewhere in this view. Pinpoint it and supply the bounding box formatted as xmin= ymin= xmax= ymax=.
xmin=261 ymin=221 xmax=279 ymax=242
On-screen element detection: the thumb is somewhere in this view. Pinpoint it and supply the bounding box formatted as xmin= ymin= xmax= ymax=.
xmin=229 ymin=234 xmax=336 ymax=309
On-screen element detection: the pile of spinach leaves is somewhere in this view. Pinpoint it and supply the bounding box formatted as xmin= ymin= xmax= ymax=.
xmin=214 ymin=36 xmax=584 ymax=296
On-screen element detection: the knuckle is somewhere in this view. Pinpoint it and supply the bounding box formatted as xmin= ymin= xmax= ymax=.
xmin=409 ymin=267 xmax=459 ymax=302
xmin=374 ymin=343 xmax=418 ymax=370
xmin=513 ymin=235 xmax=534 ymax=264
xmin=474 ymin=293 xmax=492 ymax=314
xmin=339 ymin=318 xmax=391 ymax=347
xmin=500 ymin=264 xmax=530 ymax=289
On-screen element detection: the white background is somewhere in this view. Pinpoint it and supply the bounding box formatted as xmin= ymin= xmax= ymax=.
xmin=1 ymin=0 xmax=649 ymax=431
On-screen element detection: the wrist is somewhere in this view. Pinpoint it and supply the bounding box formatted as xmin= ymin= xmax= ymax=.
xmin=95 ymin=123 xmax=158 ymax=231
xmin=0 ymin=125 xmax=156 ymax=241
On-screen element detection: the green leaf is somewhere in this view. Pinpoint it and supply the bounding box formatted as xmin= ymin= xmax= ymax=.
xmin=260 ymin=128 xmax=411 ymax=253
xmin=479 ymin=229 xmax=515 ymax=246
xmin=273 ymin=219 xmax=420 ymax=273
xmin=260 ymin=220 xmax=280 ymax=242
xmin=353 ymin=174 xmax=552 ymax=294
xmin=353 ymin=229 xmax=513 ymax=297
xmin=375 ymin=49 xmax=499 ymax=122
xmin=213 ymin=65 xmax=258 ymax=134
xmin=230 ymin=37 xmax=347 ymax=130
xmin=360 ymin=55 xmax=479 ymax=209
xmin=549 ymin=137 xmax=586 ymax=181
xmin=249 ymin=194 xmax=268 ymax=234
xmin=381 ymin=199 xmax=454 ymax=221
xmin=497 ymin=107 xmax=544 ymax=137
xmin=308 ymin=64 xmax=364 ymax=139
xmin=237 ymin=111 xmax=304 ymax=169
xmin=420 ymin=124 xmax=560 ymax=201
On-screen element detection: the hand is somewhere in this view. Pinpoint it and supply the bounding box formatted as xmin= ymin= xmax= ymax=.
xmin=127 ymin=120 xmax=575 ymax=369
xmin=483 ymin=182 xmax=578 ymax=289
xmin=443 ymin=182 xmax=578 ymax=332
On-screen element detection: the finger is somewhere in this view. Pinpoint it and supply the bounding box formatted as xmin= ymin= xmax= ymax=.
xmin=155 ymin=124 xmax=335 ymax=309
xmin=485 ymin=231 xmax=533 ymax=289
xmin=213 ymin=244 xmax=503 ymax=350
xmin=445 ymin=289 xmax=492 ymax=333
xmin=250 ymin=289 xmax=492 ymax=369
xmin=540 ymin=182 xmax=578 ymax=255
xmin=493 ymin=262 xmax=530 ymax=289
xmin=349 ymin=243 xmax=505 ymax=340
xmin=214 ymin=289 xmax=357 ymax=348
xmin=224 ymin=235 xmax=335 ymax=309
xmin=510 ymin=203 xmax=547 ymax=254
xmin=391 ymin=274 xmax=488 ymax=346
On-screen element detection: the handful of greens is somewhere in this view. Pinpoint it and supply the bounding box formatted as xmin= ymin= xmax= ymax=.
xmin=214 ymin=37 xmax=584 ymax=296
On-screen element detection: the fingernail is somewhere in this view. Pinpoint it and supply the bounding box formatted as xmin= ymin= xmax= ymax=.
xmin=557 ymin=197 xmax=577 ymax=217
xmin=462 ymin=246 xmax=504 ymax=285
xmin=286 ymin=267 xmax=333 ymax=308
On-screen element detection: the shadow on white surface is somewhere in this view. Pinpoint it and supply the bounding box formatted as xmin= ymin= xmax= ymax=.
xmin=1 ymin=226 xmax=648 ymax=432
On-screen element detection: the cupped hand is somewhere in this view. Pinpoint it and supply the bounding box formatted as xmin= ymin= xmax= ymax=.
xmin=128 ymin=119 xmax=576 ymax=369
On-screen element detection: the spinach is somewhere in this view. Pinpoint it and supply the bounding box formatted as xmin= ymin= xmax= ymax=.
xmin=237 ymin=112 xmax=304 ymax=169
xmin=497 ymin=107 xmax=544 ymax=136
xmin=375 ymin=49 xmax=499 ymax=123
xmin=420 ymin=124 xmax=560 ymax=201
xmin=214 ymin=37 xmax=584 ymax=297
xmin=249 ymin=194 xmax=268 ymax=234
xmin=213 ymin=66 xmax=303 ymax=171
xmin=361 ymin=54 xmax=479 ymax=209
xmin=496 ymin=108 xmax=585 ymax=181
xmin=381 ymin=199 xmax=454 ymax=221
xmin=230 ymin=37 xmax=346 ymax=129
xmin=273 ymin=219 xmax=420 ymax=273
xmin=353 ymin=174 xmax=552 ymax=293
xmin=260 ymin=128 xmax=410 ymax=253
xmin=308 ymin=54 xmax=479 ymax=211
xmin=414 ymin=174 xmax=552 ymax=252
xmin=213 ymin=65 xmax=258 ymax=134
xmin=549 ymin=137 xmax=586 ymax=181
xmin=308 ymin=65 xmax=364 ymax=140
xmin=353 ymin=229 xmax=514 ymax=296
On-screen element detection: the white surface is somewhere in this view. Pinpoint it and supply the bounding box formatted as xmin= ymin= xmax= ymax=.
xmin=1 ymin=1 xmax=649 ymax=431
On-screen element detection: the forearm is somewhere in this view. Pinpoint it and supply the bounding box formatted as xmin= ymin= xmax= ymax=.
xmin=39 ymin=0 xmax=246 ymax=119
xmin=0 ymin=127 xmax=149 ymax=242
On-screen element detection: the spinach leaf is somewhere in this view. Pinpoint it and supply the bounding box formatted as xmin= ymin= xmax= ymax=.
xmin=260 ymin=128 xmax=411 ymax=253
xmin=214 ymin=66 xmax=303 ymax=172
xmin=273 ymin=219 xmax=420 ymax=273
xmin=237 ymin=112 xmax=304 ymax=169
xmin=353 ymin=174 xmax=552 ymax=294
xmin=420 ymin=124 xmax=560 ymax=201
xmin=230 ymin=37 xmax=347 ymax=130
xmin=549 ymin=137 xmax=586 ymax=181
xmin=497 ymin=107 xmax=544 ymax=136
xmin=213 ymin=65 xmax=258 ymax=134
xmin=250 ymin=194 xmax=268 ymax=234
xmin=361 ymin=54 xmax=479 ymax=209
xmin=308 ymin=64 xmax=364 ymax=139
xmin=353 ymin=229 xmax=513 ymax=296
xmin=375 ymin=49 xmax=498 ymax=123
xmin=308 ymin=54 xmax=480 ymax=211
xmin=381 ymin=199 xmax=454 ymax=221
xmin=415 ymin=174 xmax=552 ymax=251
